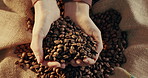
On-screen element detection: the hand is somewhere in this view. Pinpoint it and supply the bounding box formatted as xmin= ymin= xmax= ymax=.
xmin=64 ymin=2 xmax=103 ymax=66
xmin=30 ymin=0 xmax=65 ymax=68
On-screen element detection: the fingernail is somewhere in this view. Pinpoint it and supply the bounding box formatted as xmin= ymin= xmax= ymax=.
xmin=83 ymin=59 xmax=89 ymax=63
xmin=57 ymin=64 xmax=61 ymax=67
xmin=76 ymin=60 xmax=81 ymax=64
xmin=49 ymin=62 xmax=61 ymax=68
xmin=61 ymin=64 xmax=66 ymax=69
xmin=36 ymin=56 xmax=40 ymax=63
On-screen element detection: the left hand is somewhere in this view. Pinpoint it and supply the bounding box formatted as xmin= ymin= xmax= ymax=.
xmin=30 ymin=0 xmax=65 ymax=68
xmin=64 ymin=2 xmax=103 ymax=66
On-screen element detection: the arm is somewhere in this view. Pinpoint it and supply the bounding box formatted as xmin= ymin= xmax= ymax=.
xmin=63 ymin=0 xmax=92 ymax=6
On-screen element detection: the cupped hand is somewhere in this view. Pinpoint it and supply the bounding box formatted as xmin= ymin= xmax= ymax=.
xmin=30 ymin=0 xmax=65 ymax=68
xmin=64 ymin=2 xmax=103 ymax=66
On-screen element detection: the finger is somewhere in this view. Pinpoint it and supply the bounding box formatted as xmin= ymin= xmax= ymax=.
xmin=93 ymin=38 xmax=103 ymax=61
xmin=76 ymin=59 xmax=89 ymax=66
xmin=76 ymin=17 xmax=103 ymax=54
xmin=61 ymin=63 xmax=66 ymax=69
xmin=30 ymin=36 xmax=43 ymax=63
xmin=92 ymin=29 xmax=103 ymax=53
xmin=91 ymin=22 xmax=103 ymax=61
xmin=82 ymin=18 xmax=103 ymax=53
xmin=47 ymin=61 xmax=61 ymax=68
xmin=83 ymin=57 xmax=96 ymax=65
xmin=70 ymin=60 xmax=78 ymax=67
xmin=42 ymin=61 xmax=64 ymax=68
xmin=94 ymin=53 xmax=100 ymax=61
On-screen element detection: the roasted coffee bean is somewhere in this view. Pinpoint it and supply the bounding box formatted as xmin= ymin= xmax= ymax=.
xmin=63 ymin=55 xmax=69 ymax=59
xmin=57 ymin=44 xmax=63 ymax=48
xmin=59 ymin=34 xmax=65 ymax=38
xmin=71 ymin=35 xmax=77 ymax=39
xmin=45 ymin=55 xmax=49 ymax=60
xmin=105 ymin=74 xmax=109 ymax=78
xmin=24 ymin=60 xmax=30 ymax=64
xmin=56 ymin=68 xmax=59 ymax=73
xmin=60 ymin=60 xmax=65 ymax=63
xmin=33 ymin=65 xmax=40 ymax=68
xmin=50 ymin=75 xmax=54 ymax=78
xmin=51 ymin=72 xmax=55 ymax=75
xmin=15 ymin=61 xmax=20 ymax=65
xmin=25 ymin=64 xmax=30 ymax=69
xmin=19 ymin=64 xmax=24 ymax=69
xmin=54 ymin=40 xmax=63 ymax=44
xmin=17 ymin=54 xmax=22 ymax=58
xmin=21 ymin=52 xmax=26 ymax=58
xmin=19 ymin=59 xmax=23 ymax=63
xmin=57 ymin=48 xmax=62 ymax=52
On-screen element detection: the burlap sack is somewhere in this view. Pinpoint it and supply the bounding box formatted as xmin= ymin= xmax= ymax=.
xmin=0 ymin=0 xmax=33 ymax=49
xmin=0 ymin=0 xmax=148 ymax=78
xmin=93 ymin=0 xmax=148 ymax=78
xmin=0 ymin=0 xmax=36 ymax=78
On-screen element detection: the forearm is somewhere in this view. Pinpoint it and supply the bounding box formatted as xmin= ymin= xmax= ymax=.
xmin=31 ymin=0 xmax=92 ymax=6
xmin=63 ymin=0 xmax=92 ymax=6
xmin=33 ymin=0 xmax=59 ymax=35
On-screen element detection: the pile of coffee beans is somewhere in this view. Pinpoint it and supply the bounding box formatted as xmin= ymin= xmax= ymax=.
xmin=15 ymin=9 xmax=128 ymax=78
xmin=43 ymin=16 xmax=97 ymax=63
xmin=15 ymin=44 xmax=65 ymax=78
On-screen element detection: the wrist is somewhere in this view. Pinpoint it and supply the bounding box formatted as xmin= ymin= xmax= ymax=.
xmin=33 ymin=0 xmax=57 ymax=6
xmin=64 ymin=2 xmax=90 ymax=17
xmin=63 ymin=0 xmax=92 ymax=7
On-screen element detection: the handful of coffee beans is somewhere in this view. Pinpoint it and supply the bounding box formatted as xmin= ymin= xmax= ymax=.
xmin=43 ymin=16 xmax=98 ymax=63
xmin=15 ymin=8 xmax=128 ymax=78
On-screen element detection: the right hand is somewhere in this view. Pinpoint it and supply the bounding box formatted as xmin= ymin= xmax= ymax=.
xmin=64 ymin=2 xmax=103 ymax=67
xmin=30 ymin=0 xmax=65 ymax=68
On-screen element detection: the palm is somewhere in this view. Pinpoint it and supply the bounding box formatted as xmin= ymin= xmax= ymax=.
xmin=64 ymin=2 xmax=103 ymax=66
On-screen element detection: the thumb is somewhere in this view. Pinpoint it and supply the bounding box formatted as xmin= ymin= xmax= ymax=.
xmin=30 ymin=35 xmax=44 ymax=63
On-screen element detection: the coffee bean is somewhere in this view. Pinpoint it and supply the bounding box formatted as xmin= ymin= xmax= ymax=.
xmin=59 ymin=34 xmax=65 ymax=38
xmin=60 ymin=60 xmax=65 ymax=63
xmin=24 ymin=60 xmax=30 ymax=64
xmin=54 ymin=40 xmax=63 ymax=44
xmin=57 ymin=48 xmax=62 ymax=52
xmin=45 ymin=55 xmax=50 ymax=60
xmin=105 ymin=74 xmax=109 ymax=78
xmin=72 ymin=35 xmax=77 ymax=39
xmin=21 ymin=52 xmax=26 ymax=58
xmin=63 ymin=55 xmax=69 ymax=59
xmin=57 ymin=44 xmax=63 ymax=48
xmin=19 ymin=59 xmax=23 ymax=63
xmin=51 ymin=72 xmax=55 ymax=75
xmin=17 ymin=54 xmax=22 ymax=58
xmin=50 ymin=75 xmax=54 ymax=78
xmin=33 ymin=65 xmax=40 ymax=68
xmin=15 ymin=61 xmax=19 ymax=65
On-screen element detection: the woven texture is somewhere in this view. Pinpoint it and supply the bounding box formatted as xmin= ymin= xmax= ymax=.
xmin=0 ymin=0 xmax=148 ymax=78
xmin=93 ymin=0 xmax=148 ymax=78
